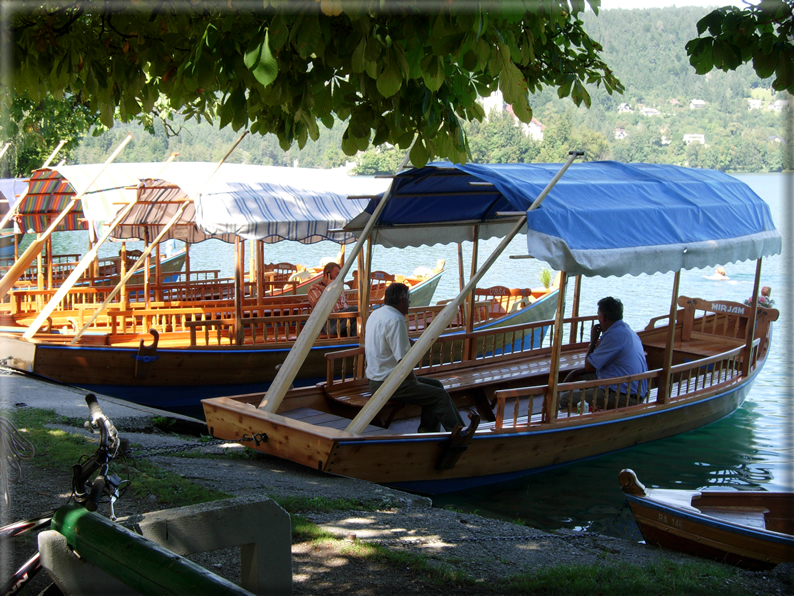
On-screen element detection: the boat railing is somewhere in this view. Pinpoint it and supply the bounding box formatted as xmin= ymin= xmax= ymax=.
xmin=492 ymin=339 xmax=760 ymax=430
xmin=186 ymin=309 xmax=360 ymax=346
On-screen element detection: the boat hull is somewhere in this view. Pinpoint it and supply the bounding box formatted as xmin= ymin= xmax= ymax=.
xmin=623 ymin=491 xmax=794 ymax=570
xmin=203 ymin=366 xmax=757 ymax=494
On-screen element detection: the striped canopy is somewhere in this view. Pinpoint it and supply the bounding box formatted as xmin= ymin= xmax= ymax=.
xmin=19 ymin=163 xmax=166 ymax=233
xmin=111 ymin=163 xmax=391 ymax=244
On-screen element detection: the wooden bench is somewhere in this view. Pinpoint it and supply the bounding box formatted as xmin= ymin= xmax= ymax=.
xmin=320 ymin=345 xmax=587 ymax=428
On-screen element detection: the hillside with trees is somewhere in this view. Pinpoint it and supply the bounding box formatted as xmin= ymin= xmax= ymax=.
xmin=70 ymin=6 xmax=788 ymax=175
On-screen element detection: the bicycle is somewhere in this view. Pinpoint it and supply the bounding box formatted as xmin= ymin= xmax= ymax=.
xmin=0 ymin=393 xmax=129 ymax=596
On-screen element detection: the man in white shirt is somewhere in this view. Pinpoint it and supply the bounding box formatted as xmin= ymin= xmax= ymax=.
xmin=365 ymin=283 xmax=464 ymax=433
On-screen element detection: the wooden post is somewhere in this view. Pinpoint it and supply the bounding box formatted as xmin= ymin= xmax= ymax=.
xmin=249 ymin=238 xmax=256 ymax=286
xmin=120 ymin=242 xmax=128 ymax=310
xmin=0 ymin=133 xmax=133 ymax=301
xmin=742 ymin=258 xmax=763 ymax=376
xmin=344 ymin=151 xmax=583 ymax=434
xmin=568 ymin=275 xmax=582 ymax=344
xmin=36 ymin=234 xmax=44 ymax=305
xmin=144 ymin=227 xmax=151 ymax=309
xmin=255 ymin=239 xmax=264 ymax=303
xmin=544 ymin=272 xmax=568 ymax=422
xmin=46 ymin=235 xmax=53 ymax=290
xmin=464 ymin=227 xmax=479 ymax=359
xmin=457 ymin=242 xmax=465 ymax=292
xmin=185 ymin=242 xmax=191 ymax=298
xmin=155 ymin=240 xmax=162 ymax=302
xmin=656 ymin=269 xmax=681 ymax=404
xmin=234 ymin=237 xmax=244 ymax=345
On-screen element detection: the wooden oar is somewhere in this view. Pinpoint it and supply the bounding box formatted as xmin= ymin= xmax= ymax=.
xmin=0 ymin=140 xmax=67 ymax=231
xmin=22 ymin=153 xmax=180 ymax=339
xmin=0 ymin=134 xmax=133 ymax=301
xmin=258 ymin=149 xmax=414 ymax=413
xmin=69 ymin=133 xmax=248 ymax=344
xmin=344 ymin=151 xmax=583 ymax=435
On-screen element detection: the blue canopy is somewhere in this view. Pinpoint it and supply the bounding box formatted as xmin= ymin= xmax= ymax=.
xmin=350 ymin=162 xmax=780 ymax=277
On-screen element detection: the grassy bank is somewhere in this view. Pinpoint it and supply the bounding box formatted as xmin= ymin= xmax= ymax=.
xmin=4 ymin=406 xmax=777 ymax=595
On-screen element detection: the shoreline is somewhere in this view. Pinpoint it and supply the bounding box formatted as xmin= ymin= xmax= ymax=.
xmin=1 ymin=370 xmax=791 ymax=594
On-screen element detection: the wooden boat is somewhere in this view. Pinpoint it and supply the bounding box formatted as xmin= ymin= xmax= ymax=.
xmin=0 ymin=161 xmax=558 ymax=413
xmin=620 ymin=469 xmax=794 ymax=570
xmin=0 ymin=280 xmax=558 ymax=412
xmin=201 ymin=160 xmax=782 ymax=493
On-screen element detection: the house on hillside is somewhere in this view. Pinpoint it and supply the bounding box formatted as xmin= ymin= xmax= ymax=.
xmin=683 ymin=133 xmax=706 ymax=145
xmin=614 ymin=128 xmax=627 ymax=140
xmin=768 ymin=135 xmax=786 ymax=144
xmin=479 ymin=90 xmax=506 ymax=118
xmin=640 ymin=107 xmax=660 ymax=117
xmin=618 ymin=103 xmax=632 ymax=113
xmin=668 ymin=99 xmax=680 ymax=106
xmin=690 ymin=99 xmax=706 ymax=109
xmin=505 ymin=105 xmax=545 ymax=141
xmin=747 ymin=99 xmax=763 ymax=110
xmin=769 ymin=99 xmax=790 ymax=111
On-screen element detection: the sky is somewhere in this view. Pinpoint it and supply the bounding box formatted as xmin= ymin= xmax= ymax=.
xmin=599 ymin=0 xmax=747 ymax=8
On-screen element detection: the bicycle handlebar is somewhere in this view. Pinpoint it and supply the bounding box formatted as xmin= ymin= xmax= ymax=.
xmin=72 ymin=394 xmax=125 ymax=514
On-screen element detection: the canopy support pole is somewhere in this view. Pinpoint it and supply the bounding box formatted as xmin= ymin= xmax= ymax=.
xmin=255 ymin=239 xmax=264 ymax=303
xmin=234 ymin=237 xmax=244 ymax=345
xmin=120 ymin=242 xmax=128 ymax=310
xmin=543 ymin=272 xmax=568 ymax=422
xmin=568 ymin=275 xmax=582 ymax=344
xmin=0 ymin=142 xmax=10 ymax=160
xmin=657 ymin=270 xmax=681 ymax=403
xmin=258 ymin=151 xmax=413 ymax=413
xmin=46 ymin=235 xmax=52 ymax=290
xmin=742 ymin=258 xmax=763 ymax=377
xmin=0 ymin=133 xmax=133 ymax=301
xmin=464 ymin=226 xmax=479 ymax=359
xmin=457 ymin=243 xmax=465 ymax=292
xmin=344 ymin=151 xmax=582 ymax=434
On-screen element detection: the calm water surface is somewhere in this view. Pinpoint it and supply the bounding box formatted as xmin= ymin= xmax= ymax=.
xmin=46 ymin=172 xmax=792 ymax=537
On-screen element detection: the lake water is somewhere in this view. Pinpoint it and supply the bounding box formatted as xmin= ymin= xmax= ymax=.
xmin=46 ymin=172 xmax=792 ymax=538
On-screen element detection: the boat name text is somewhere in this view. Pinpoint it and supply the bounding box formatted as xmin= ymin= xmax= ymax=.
xmin=658 ymin=513 xmax=684 ymax=529
xmin=710 ymin=303 xmax=745 ymax=315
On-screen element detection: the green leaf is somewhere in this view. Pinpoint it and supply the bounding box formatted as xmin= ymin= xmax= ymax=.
xmin=774 ymin=48 xmax=794 ymax=92
xmin=752 ymin=47 xmax=777 ymax=79
xmin=352 ymin=36 xmax=366 ymax=73
xmin=244 ymin=30 xmax=279 ymax=87
xmin=269 ymin=14 xmax=289 ymax=51
xmin=422 ymin=56 xmax=445 ymax=92
xmin=409 ymin=135 xmax=428 ymax=167
xmin=377 ymin=52 xmax=402 ymax=98
xmin=294 ymin=15 xmax=320 ymax=58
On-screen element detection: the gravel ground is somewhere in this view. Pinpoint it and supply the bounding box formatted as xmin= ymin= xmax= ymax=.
xmin=0 ymin=372 xmax=792 ymax=595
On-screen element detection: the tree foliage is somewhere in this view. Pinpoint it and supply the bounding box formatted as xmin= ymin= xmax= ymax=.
xmin=3 ymin=1 xmax=623 ymax=168
xmin=685 ymin=0 xmax=794 ymax=94
xmin=0 ymin=93 xmax=94 ymax=177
